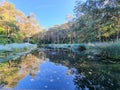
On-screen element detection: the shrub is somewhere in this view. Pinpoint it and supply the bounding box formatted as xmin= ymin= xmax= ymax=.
xmin=0 ymin=38 xmax=8 ymax=44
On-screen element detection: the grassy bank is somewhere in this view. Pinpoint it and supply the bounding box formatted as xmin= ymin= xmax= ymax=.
xmin=100 ymin=41 xmax=120 ymax=60
xmin=0 ymin=43 xmax=37 ymax=59
xmin=46 ymin=42 xmax=120 ymax=60
xmin=85 ymin=41 xmax=120 ymax=60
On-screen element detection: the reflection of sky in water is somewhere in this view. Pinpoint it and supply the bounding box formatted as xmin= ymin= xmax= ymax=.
xmin=1 ymin=50 xmax=119 ymax=90
xmin=15 ymin=60 xmax=76 ymax=90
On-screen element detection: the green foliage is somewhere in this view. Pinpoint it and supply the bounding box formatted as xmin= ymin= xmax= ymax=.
xmin=0 ymin=27 xmax=5 ymax=34
xmin=29 ymin=39 xmax=37 ymax=44
xmin=100 ymin=23 xmax=115 ymax=37
xmin=0 ymin=1 xmax=43 ymax=44
xmin=0 ymin=0 xmax=119 ymax=45
xmin=12 ymin=32 xmax=23 ymax=43
xmin=0 ymin=37 xmax=8 ymax=44
xmin=41 ymin=0 xmax=120 ymax=44
xmin=101 ymin=42 xmax=120 ymax=59
xmin=73 ymin=0 xmax=120 ymax=42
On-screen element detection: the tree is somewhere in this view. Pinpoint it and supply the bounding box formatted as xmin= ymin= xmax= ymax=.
xmin=0 ymin=1 xmax=43 ymax=44
xmin=74 ymin=0 xmax=120 ymax=42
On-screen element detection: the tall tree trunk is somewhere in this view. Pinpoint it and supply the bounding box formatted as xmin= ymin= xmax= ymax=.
xmin=116 ymin=31 xmax=119 ymax=41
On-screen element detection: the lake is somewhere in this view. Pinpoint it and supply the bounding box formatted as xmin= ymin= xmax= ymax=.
xmin=0 ymin=49 xmax=120 ymax=90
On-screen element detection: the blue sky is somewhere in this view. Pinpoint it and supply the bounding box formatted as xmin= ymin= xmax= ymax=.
xmin=9 ymin=0 xmax=76 ymax=28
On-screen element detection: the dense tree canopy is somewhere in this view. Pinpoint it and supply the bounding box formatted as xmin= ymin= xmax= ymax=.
xmin=41 ymin=0 xmax=120 ymax=44
xmin=0 ymin=1 xmax=44 ymax=44
xmin=74 ymin=0 xmax=120 ymax=42
xmin=0 ymin=0 xmax=120 ymax=44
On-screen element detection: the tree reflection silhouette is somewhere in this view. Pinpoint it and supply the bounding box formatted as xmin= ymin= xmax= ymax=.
xmin=0 ymin=50 xmax=120 ymax=89
xmin=40 ymin=49 xmax=120 ymax=90
xmin=0 ymin=53 xmax=45 ymax=88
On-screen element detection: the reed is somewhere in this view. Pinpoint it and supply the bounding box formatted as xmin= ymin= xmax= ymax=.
xmin=101 ymin=41 xmax=120 ymax=59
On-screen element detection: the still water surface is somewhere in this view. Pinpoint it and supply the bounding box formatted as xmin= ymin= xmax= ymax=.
xmin=0 ymin=49 xmax=120 ymax=90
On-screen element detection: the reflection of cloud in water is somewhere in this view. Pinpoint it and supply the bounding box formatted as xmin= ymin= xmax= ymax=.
xmin=49 ymin=79 xmax=54 ymax=82
xmin=30 ymin=78 xmax=34 ymax=82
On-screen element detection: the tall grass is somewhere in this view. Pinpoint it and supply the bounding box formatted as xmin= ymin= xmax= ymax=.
xmin=101 ymin=41 xmax=120 ymax=59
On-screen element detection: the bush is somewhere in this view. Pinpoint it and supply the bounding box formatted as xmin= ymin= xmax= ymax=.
xmin=0 ymin=38 xmax=8 ymax=44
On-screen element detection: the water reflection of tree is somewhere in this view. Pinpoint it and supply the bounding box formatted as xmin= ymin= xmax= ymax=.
xmin=0 ymin=53 xmax=45 ymax=88
xmin=43 ymin=49 xmax=120 ymax=90
xmin=74 ymin=60 xmax=120 ymax=90
xmin=44 ymin=49 xmax=78 ymax=68
xmin=20 ymin=54 xmax=40 ymax=76
xmin=0 ymin=57 xmax=25 ymax=88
